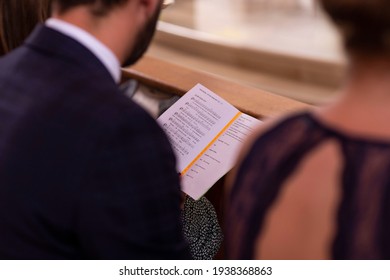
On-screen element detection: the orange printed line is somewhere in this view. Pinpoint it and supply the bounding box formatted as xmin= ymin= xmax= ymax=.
xmin=181 ymin=112 xmax=242 ymax=176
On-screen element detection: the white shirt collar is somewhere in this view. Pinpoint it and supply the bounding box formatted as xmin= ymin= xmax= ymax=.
xmin=45 ymin=18 xmax=121 ymax=83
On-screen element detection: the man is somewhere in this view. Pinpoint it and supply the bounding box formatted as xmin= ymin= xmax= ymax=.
xmin=0 ymin=0 xmax=190 ymax=259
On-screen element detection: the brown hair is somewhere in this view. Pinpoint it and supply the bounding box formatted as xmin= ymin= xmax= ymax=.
xmin=320 ymin=0 xmax=390 ymax=56
xmin=0 ymin=0 xmax=51 ymax=55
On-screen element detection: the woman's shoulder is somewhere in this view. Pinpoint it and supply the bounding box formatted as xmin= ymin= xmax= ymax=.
xmin=239 ymin=110 xmax=316 ymax=161
xmin=226 ymin=109 xmax=316 ymax=192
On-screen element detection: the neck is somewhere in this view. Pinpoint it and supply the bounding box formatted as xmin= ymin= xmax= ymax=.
xmin=316 ymin=57 xmax=390 ymax=138
xmin=342 ymin=58 xmax=390 ymax=103
xmin=52 ymin=4 xmax=138 ymax=64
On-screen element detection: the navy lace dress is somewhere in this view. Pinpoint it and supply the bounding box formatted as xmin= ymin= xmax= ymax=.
xmin=226 ymin=112 xmax=390 ymax=259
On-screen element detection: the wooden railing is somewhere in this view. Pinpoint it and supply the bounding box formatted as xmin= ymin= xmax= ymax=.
xmin=122 ymin=55 xmax=311 ymax=258
xmin=122 ymin=56 xmax=310 ymax=120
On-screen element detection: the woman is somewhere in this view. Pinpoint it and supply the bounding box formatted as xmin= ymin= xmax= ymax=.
xmin=226 ymin=0 xmax=390 ymax=259
xmin=0 ymin=0 xmax=51 ymax=55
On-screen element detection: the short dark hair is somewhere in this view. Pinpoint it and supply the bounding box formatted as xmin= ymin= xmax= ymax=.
xmin=53 ymin=0 xmax=128 ymax=15
xmin=320 ymin=0 xmax=390 ymax=56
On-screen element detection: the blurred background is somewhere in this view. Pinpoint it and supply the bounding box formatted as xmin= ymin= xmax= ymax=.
xmin=147 ymin=0 xmax=346 ymax=104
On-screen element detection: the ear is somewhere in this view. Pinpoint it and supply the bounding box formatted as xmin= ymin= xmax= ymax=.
xmin=138 ymin=0 xmax=161 ymax=14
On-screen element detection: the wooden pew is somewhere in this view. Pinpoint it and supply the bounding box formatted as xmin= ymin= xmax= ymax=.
xmin=122 ymin=56 xmax=310 ymax=119
xmin=122 ymin=55 xmax=311 ymax=258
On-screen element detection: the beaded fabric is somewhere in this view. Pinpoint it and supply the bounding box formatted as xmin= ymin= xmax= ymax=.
xmin=182 ymin=196 xmax=223 ymax=260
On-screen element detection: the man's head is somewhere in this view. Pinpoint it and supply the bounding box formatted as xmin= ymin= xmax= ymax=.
xmin=121 ymin=1 xmax=160 ymax=66
xmin=51 ymin=0 xmax=162 ymax=66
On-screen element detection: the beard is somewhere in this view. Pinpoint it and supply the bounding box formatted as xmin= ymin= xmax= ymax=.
xmin=122 ymin=3 xmax=162 ymax=67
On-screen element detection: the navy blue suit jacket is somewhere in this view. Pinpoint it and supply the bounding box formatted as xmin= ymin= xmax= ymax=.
xmin=0 ymin=25 xmax=190 ymax=259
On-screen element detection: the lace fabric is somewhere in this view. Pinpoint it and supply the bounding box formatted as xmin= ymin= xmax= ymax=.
xmin=226 ymin=112 xmax=390 ymax=259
